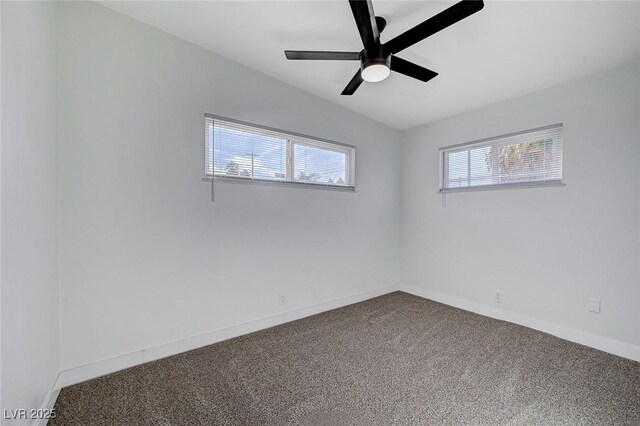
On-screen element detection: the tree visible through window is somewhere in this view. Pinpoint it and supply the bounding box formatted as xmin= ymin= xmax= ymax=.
xmin=496 ymin=139 xmax=554 ymax=183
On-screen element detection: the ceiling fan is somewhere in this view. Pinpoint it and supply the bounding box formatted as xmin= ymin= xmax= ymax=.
xmin=284 ymin=0 xmax=484 ymax=95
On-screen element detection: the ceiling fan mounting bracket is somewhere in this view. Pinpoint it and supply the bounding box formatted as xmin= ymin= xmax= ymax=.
xmin=375 ymin=16 xmax=387 ymax=33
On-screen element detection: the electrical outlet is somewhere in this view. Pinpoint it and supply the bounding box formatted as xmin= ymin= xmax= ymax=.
xmin=278 ymin=294 xmax=286 ymax=306
xmin=494 ymin=290 xmax=503 ymax=304
xmin=587 ymin=297 xmax=601 ymax=314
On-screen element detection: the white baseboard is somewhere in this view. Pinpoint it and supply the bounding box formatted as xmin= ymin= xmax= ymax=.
xmin=400 ymin=285 xmax=640 ymax=362
xmin=33 ymin=373 xmax=61 ymax=426
xmin=56 ymin=284 xmax=399 ymax=389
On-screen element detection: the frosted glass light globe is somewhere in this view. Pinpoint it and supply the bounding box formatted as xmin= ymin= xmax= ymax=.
xmin=361 ymin=64 xmax=390 ymax=83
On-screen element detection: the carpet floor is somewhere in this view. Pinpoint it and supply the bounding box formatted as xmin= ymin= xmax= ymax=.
xmin=51 ymin=292 xmax=640 ymax=425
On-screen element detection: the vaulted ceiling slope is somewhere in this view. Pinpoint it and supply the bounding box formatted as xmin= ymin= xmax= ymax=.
xmin=100 ymin=1 xmax=640 ymax=130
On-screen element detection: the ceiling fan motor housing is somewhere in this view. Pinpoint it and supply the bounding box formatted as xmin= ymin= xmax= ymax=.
xmin=360 ymin=45 xmax=390 ymax=72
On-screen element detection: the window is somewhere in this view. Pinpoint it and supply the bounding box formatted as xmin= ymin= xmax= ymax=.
xmin=205 ymin=115 xmax=355 ymax=189
xmin=439 ymin=124 xmax=563 ymax=192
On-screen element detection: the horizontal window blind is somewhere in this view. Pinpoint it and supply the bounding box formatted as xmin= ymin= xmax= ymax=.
xmin=205 ymin=116 xmax=355 ymax=189
xmin=440 ymin=124 xmax=563 ymax=192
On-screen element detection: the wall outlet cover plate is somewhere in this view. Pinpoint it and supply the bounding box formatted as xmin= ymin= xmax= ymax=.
xmin=587 ymin=297 xmax=601 ymax=313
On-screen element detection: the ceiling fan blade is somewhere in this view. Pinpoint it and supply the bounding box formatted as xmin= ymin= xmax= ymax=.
xmin=341 ymin=70 xmax=364 ymax=95
xmin=349 ymin=0 xmax=380 ymax=48
xmin=384 ymin=0 xmax=484 ymax=55
xmin=391 ymin=56 xmax=438 ymax=82
xmin=284 ymin=50 xmax=361 ymax=61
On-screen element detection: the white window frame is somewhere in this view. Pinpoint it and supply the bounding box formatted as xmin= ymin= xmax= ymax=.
xmin=439 ymin=123 xmax=564 ymax=193
xmin=204 ymin=114 xmax=356 ymax=191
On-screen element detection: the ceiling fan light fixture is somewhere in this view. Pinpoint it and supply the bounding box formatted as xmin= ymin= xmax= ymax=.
xmin=361 ymin=63 xmax=390 ymax=83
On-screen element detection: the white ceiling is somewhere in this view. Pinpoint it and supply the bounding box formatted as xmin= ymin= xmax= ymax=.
xmin=99 ymin=1 xmax=640 ymax=130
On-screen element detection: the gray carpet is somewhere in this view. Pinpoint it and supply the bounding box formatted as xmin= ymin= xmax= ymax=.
xmin=50 ymin=292 xmax=640 ymax=425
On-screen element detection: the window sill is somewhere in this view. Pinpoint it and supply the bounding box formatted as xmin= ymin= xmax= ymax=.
xmin=203 ymin=176 xmax=356 ymax=192
xmin=439 ymin=179 xmax=564 ymax=194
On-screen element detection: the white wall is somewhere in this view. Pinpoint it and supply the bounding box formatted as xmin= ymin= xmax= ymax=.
xmin=1 ymin=0 xmax=59 ymax=421
xmin=57 ymin=2 xmax=401 ymax=372
xmin=401 ymin=61 xmax=640 ymax=357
